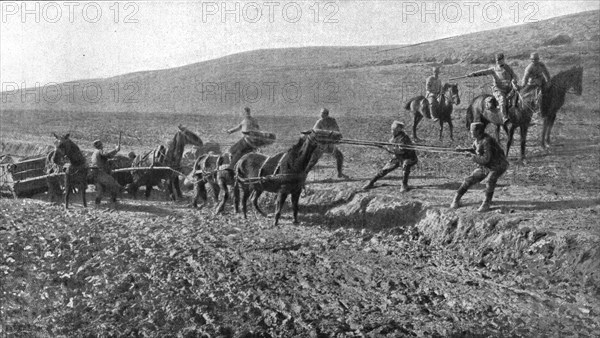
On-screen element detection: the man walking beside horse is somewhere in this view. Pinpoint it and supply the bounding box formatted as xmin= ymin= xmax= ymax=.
xmin=90 ymin=139 xmax=123 ymax=204
xmin=306 ymin=108 xmax=349 ymax=179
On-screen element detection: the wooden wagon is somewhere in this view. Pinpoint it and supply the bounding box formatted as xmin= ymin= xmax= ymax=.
xmin=0 ymin=156 xmax=51 ymax=198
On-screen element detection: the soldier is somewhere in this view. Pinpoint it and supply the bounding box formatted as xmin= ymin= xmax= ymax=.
xmin=91 ymin=139 xmax=123 ymax=204
xmin=452 ymin=122 xmax=509 ymax=212
xmin=521 ymin=52 xmax=551 ymax=109
xmin=226 ymin=107 xmax=261 ymax=168
xmin=306 ymin=108 xmax=349 ymax=179
xmin=467 ymin=53 xmax=519 ymax=126
xmin=426 ymin=66 xmax=443 ymax=121
xmin=362 ymin=121 xmax=418 ymax=192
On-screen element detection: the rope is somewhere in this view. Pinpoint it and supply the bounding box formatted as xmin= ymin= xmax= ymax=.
xmin=338 ymin=139 xmax=459 ymax=154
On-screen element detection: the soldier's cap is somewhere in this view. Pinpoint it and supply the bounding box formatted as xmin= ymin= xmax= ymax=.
xmin=392 ymin=121 xmax=405 ymax=129
xmin=244 ymin=107 xmax=251 ymax=113
xmin=321 ymin=108 xmax=329 ymax=115
xmin=470 ymin=122 xmax=484 ymax=131
xmin=495 ymin=53 xmax=505 ymax=61
xmin=530 ymin=52 xmax=540 ymax=61
xmin=92 ymin=139 xmax=102 ymax=148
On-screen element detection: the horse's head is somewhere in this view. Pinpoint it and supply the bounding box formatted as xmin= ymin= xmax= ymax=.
xmin=444 ymin=83 xmax=461 ymax=105
xmin=177 ymin=125 xmax=204 ymax=147
xmin=52 ymin=132 xmax=85 ymax=167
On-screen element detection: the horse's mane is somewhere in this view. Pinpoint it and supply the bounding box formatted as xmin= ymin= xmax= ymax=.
xmin=550 ymin=66 xmax=582 ymax=86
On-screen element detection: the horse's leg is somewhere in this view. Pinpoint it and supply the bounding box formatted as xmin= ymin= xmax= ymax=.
xmin=413 ymin=112 xmax=422 ymax=141
xmin=541 ymin=119 xmax=548 ymax=148
xmin=520 ymin=125 xmax=529 ymax=161
xmin=439 ymin=119 xmax=444 ymax=141
xmin=291 ymin=189 xmax=301 ymax=225
xmin=145 ymin=184 xmax=152 ymax=199
xmin=241 ymin=185 xmax=250 ymax=219
xmin=192 ymin=181 xmax=207 ymax=208
xmin=547 ymin=116 xmax=556 ymax=147
xmin=174 ymin=175 xmax=183 ymax=199
xmin=495 ymin=125 xmax=501 ymax=143
xmin=252 ymin=190 xmax=266 ymax=217
xmin=81 ymin=181 xmax=87 ymax=207
xmin=274 ymin=191 xmax=289 ymax=227
xmin=215 ymin=177 xmax=229 ymax=214
xmin=211 ymin=182 xmax=220 ymax=203
xmin=64 ymin=175 xmax=70 ymax=210
xmin=233 ymin=181 xmax=240 ymax=213
xmin=448 ymin=120 xmax=454 ymax=141
xmin=506 ymin=125 xmax=517 ymax=158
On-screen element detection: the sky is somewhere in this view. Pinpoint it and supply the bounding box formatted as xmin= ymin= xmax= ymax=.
xmin=1 ymin=0 xmax=598 ymax=86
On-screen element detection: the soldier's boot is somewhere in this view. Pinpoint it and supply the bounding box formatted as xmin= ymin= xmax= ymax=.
xmin=400 ymin=170 xmax=411 ymax=192
xmin=362 ymin=175 xmax=381 ymax=190
xmin=478 ymin=190 xmax=494 ymax=212
xmin=450 ymin=186 xmax=468 ymax=209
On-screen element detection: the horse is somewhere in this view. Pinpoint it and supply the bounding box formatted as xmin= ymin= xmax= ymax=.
xmin=109 ymin=153 xmax=135 ymax=188
xmin=404 ymin=83 xmax=461 ymax=141
xmin=189 ymin=152 xmax=235 ymax=213
xmin=234 ymin=130 xmax=339 ymax=226
xmin=540 ymin=66 xmax=583 ymax=148
xmin=128 ymin=125 xmax=203 ymax=200
xmin=51 ymin=133 xmax=88 ymax=209
xmin=465 ymin=88 xmax=537 ymax=161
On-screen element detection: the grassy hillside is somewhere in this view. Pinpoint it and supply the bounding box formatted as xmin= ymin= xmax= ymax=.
xmin=1 ymin=10 xmax=598 ymax=117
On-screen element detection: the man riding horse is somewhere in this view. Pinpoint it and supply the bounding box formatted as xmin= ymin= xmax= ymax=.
xmin=226 ymin=107 xmax=261 ymax=168
xmin=425 ymin=66 xmax=443 ymax=121
xmin=521 ymin=52 xmax=551 ymax=111
xmin=467 ymin=53 xmax=519 ymax=126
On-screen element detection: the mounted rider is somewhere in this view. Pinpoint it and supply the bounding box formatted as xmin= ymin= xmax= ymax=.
xmin=452 ymin=122 xmax=509 ymax=212
xmin=467 ymin=53 xmax=519 ymax=126
xmin=226 ymin=107 xmax=261 ymax=169
xmin=306 ymin=108 xmax=349 ymax=179
xmin=521 ymin=52 xmax=551 ymax=110
xmin=90 ymin=139 xmax=123 ymax=204
xmin=362 ymin=121 xmax=418 ymax=192
xmin=425 ymin=66 xmax=443 ymax=121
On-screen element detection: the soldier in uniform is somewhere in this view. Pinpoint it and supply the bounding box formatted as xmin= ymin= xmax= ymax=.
xmin=425 ymin=66 xmax=443 ymax=121
xmin=362 ymin=121 xmax=418 ymax=192
xmin=467 ymin=53 xmax=519 ymax=126
xmin=451 ymin=122 xmax=509 ymax=212
xmin=306 ymin=108 xmax=349 ymax=179
xmin=226 ymin=107 xmax=261 ymax=168
xmin=91 ymin=139 xmax=123 ymax=204
xmin=521 ymin=52 xmax=551 ymax=109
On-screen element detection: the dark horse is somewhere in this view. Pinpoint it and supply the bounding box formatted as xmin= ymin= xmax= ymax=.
xmin=540 ymin=66 xmax=583 ymax=148
xmin=466 ymin=88 xmax=537 ymax=161
xmin=128 ymin=125 xmax=203 ymax=200
xmin=190 ymin=152 xmax=234 ymax=213
xmin=404 ymin=83 xmax=461 ymax=141
xmin=51 ymin=133 xmax=88 ymax=209
xmin=234 ymin=130 xmax=338 ymax=226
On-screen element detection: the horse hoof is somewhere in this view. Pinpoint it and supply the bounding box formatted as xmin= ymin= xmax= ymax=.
xmin=293 ymin=220 xmax=300 ymax=225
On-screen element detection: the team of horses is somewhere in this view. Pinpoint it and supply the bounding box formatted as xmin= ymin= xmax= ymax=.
xmin=45 ymin=65 xmax=583 ymax=225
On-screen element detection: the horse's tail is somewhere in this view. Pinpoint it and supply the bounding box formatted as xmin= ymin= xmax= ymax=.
xmin=466 ymin=102 xmax=474 ymax=130
xmin=404 ymin=96 xmax=425 ymax=110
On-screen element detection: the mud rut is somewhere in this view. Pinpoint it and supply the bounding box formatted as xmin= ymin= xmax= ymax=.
xmin=3 ymin=170 xmax=598 ymax=337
